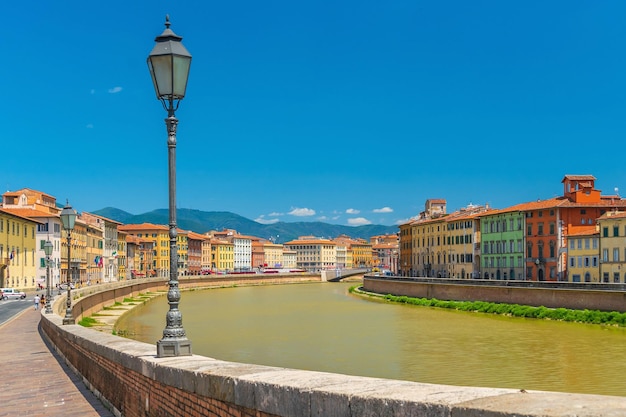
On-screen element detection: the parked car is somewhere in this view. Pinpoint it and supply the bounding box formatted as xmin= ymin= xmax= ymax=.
xmin=59 ymin=282 xmax=75 ymax=291
xmin=0 ymin=288 xmax=26 ymax=300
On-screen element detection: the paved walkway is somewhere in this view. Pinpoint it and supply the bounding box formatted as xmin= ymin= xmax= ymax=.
xmin=0 ymin=306 xmax=115 ymax=417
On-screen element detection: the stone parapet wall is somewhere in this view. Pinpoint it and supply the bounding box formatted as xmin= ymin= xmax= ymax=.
xmin=40 ymin=276 xmax=626 ymax=416
xmin=362 ymin=276 xmax=626 ymax=312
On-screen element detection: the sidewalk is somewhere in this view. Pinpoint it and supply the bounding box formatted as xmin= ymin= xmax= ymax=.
xmin=0 ymin=306 xmax=115 ymax=417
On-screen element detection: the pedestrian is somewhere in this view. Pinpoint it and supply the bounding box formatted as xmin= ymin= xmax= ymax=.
xmin=41 ymin=295 xmax=46 ymax=309
xmin=34 ymin=294 xmax=40 ymax=311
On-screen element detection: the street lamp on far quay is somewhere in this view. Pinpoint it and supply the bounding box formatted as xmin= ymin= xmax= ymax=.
xmin=43 ymin=240 xmax=53 ymax=314
xmin=60 ymin=201 xmax=77 ymax=325
xmin=148 ymin=15 xmax=192 ymax=358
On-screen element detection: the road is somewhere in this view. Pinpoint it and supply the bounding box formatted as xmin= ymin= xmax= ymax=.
xmin=0 ymin=296 xmax=33 ymax=326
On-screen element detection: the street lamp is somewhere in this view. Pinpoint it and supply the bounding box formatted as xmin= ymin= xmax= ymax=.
xmin=43 ymin=240 xmax=53 ymax=314
xmin=148 ymin=15 xmax=192 ymax=357
xmin=60 ymin=201 xmax=77 ymax=325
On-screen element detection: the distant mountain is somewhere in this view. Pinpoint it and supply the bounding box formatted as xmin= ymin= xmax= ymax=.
xmin=92 ymin=207 xmax=398 ymax=242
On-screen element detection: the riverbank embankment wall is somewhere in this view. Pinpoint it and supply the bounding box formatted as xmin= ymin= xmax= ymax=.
xmin=362 ymin=276 xmax=626 ymax=312
xmin=40 ymin=275 xmax=626 ymax=416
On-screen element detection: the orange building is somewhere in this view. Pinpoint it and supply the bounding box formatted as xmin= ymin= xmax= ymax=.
xmin=513 ymin=175 xmax=626 ymax=281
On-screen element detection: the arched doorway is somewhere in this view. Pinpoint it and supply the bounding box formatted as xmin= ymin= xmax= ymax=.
xmin=538 ymin=268 xmax=545 ymax=281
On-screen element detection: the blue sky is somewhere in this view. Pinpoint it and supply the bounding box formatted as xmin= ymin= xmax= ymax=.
xmin=5 ymin=1 xmax=626 ymax=226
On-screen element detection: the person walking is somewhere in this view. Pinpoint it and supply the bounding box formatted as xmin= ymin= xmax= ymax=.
xmin=34 ymin=294 xmax=40 ymax=311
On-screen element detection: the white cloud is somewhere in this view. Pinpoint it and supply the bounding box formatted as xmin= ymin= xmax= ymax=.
xmin=268 ymin=212 xmax=283 ymax=217
xmin=108 ymin=86 xmax=123 ymax=94
xmin=317 ymin=216 xmax=328 ymax=221
xmin=347 ymin=217 xmax=372 ymax=226
xmin=289 ymin=207 xmax=316 ymax=217
xmin=255 ymin=216 xmax=279 ymax=225
xmin=346 ymin=208 xmax=360 ymax=214
xmin=373 ymin=207 xmax=393 ymax=213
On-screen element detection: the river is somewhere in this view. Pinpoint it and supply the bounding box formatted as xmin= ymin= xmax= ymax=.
xmin=116 ymin=280 xmax=626 ymax=397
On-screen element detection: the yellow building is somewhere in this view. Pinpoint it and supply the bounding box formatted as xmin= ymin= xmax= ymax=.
xmin=117 ymin=230 xmax=127 ymax=280
xmin=284 ymin=236 xmax=337 ymax=271
xmin=597 ymin=211 xmax=626 ymax=283
xmin=210 ymin=238 xmax=234 ymax=272
xmin=84 ymin=219 xmax=104 ymax=284
xmin=118 ymin=223 xmax=171 ymax=278
xmin=0 ymin=209 xmax=40 ymax=290
xmin=566 ymin=228 xmax=599 ymax=283
xmin=263 ymin=242 xmax=284 ymax=268
xmin=64 ymin=217 xmax=87 ymax=286
xmin=333 ymin=235 xmax=371 ymax=268
xmin=444 ymin=209 xmax=485 ymax=279
xmin=412 ymin=216 xmax=447 ymax=277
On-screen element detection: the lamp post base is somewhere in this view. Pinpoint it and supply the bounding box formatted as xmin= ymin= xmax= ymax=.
xmin=63 ymin=317 xmax=75 ymax=325
xmin=157 ymin=338 xmax=192 ymax=357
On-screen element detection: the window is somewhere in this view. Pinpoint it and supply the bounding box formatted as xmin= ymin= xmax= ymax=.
xmin=527 ymin=225 xmax=532 ymax=236
xmin=584 ymin=257 xmax=590 ymax=267
xmin=603 ymin=249 xmax=609 ymax=262
xmin=603 ymin=227 xmax=609 ymax=238
xmin=585 ymin=238 xmax=590 ymax=249
xmin=593 ymin=257 xmax=598 ymax=267
xmin=593 ymin=238 xmax=598 ymax=249
xmin=538 ymin=224 xmax=544 ymax=235
xmin=614 ymin=226 xmax=620 ymax=237
xmin=614 ymin=248 xmax=620 ymax=262
xmin=577 ymin=257 xmax=582 ymax=267
xmin=538 ymin=211 xmax=543 ymax=217
xmin=614 ymin=272 xmax=620 ymax=283
xmin=570 ymin=240 xmax=575 ymax=249
xmin=570 ymin=257 xmax=575 ymax=267
xmin=577 ymin=239 xmax=582 ymax=249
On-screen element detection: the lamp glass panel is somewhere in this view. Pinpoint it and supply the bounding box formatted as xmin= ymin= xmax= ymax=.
xmin=172 ymin=55 xmax=191 ymax=98
xmin=149 ymin=55 xmax=173 ymax=97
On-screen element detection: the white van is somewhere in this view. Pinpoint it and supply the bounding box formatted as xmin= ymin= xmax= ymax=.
xmin=1 ymin=288 xmax=26 ymax=300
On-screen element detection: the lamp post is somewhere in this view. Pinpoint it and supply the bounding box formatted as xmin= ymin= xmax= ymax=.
xmin=148 ymin=15 xmax=192 ymax=357
xmin=43 ymin=240 xmax=53 ymax=314
xmin=60 ymin=201 xmax=77 ymax=325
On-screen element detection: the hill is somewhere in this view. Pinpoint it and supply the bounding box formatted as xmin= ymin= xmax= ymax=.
xmin=92 ymin=207 xmax=398 ymax=242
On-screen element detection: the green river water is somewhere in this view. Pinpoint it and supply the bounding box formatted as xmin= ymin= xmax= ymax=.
xmin=116 ymin=281 xmax=626 ymax=397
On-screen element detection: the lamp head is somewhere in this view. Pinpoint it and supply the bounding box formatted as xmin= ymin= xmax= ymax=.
xmin=43 ymin=240 xmax=53 ymax=257
xmin=60 ymin=200 xmax=77 ymax=231
xmin=147 ymin=15 xmax=192 ymax=108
